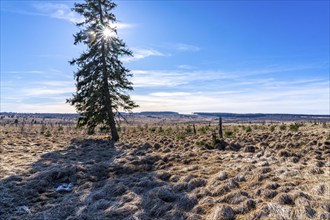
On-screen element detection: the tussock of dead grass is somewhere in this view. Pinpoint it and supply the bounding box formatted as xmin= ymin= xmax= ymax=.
xmin=208 ymin=205 xmax=235 ymax=220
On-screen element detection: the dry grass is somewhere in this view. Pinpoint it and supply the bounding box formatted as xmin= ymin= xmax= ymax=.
xmin=0 ymin=122 xmax=329 ymax=219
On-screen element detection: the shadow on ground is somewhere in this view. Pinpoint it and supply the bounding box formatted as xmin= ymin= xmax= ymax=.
xmin=0 ymin=138 xmax=199 ymax=220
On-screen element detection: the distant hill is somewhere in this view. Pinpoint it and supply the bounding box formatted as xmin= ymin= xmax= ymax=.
xmin=193 ymin=112 xmax=330 ymax=121
xmin=0 ymin=112 xmax=79 ymax=119
xmin=137 ymin=111 xmax=179 ymax=116
xmin=193 ymin=112 xmax=330 ymax=118
xmin=1 ymin=111 xmax=329 ymax=123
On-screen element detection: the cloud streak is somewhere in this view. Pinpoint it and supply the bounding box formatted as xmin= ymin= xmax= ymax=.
xmin=128 ymin=65 xmax=329 ymax=114
xmin=22 ymin=87 xmax=73 ymax=97
xmin=122 ymin=48 xmax=168 ymax=62
xmin=2 ymin=102 xmax=75 ymax=114
xmin=2 ymin=65 xmax=328 ymax=114
xmin=131 ymin=64 xmax=328 ymax=88
xmin=174 ymin=43 xmax=201 ymax=52
xmin=31 ymin=3 xmax=133 ymax=29
xmin=33 ymin=3 xmax=83 ymax=23
xmin=2 ymin=79 xmax=75 ymax=110
xmin=131 ymin=83 xmax=329 ymax=114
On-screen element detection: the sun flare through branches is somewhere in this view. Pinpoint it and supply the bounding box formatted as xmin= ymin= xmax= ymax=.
xmin=102 ymin=26 xmax=115 ymax=40
xmin=83 ymin=24 xmax=116 ymax=45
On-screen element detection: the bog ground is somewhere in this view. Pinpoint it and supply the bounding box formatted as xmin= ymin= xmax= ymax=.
xmin=0 ymin=122 xmax=329 ymax=219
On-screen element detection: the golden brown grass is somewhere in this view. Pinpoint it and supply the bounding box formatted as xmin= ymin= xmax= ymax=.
xmin=0 ymin=122 xmax=329 ymax=219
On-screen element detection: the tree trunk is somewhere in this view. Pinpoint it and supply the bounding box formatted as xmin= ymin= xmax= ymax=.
xmin=100 ymin=43 xmax=119 ymax=141
xmin=98 ymin=0 xmax=119 ymax=141
xmin=108 ymin=109 xmax=119 ymax=141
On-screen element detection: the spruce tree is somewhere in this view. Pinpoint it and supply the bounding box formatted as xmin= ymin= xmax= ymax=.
xmin=67 ymin=0 xmax=137 ymax=141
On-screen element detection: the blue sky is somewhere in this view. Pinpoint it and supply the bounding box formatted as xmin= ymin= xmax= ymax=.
xmin=1 ymin=0 xmax=329 ymax=114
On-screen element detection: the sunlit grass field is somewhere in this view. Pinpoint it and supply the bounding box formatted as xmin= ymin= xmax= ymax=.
xmin=1 ymin=121 xmax=329 ymax=219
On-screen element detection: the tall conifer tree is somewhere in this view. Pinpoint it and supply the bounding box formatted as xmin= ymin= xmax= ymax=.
xmin=67 ymin=0 xmax=137 ymax=141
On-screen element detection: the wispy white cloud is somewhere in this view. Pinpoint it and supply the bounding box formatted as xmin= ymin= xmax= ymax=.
xmin=122 ymin=48 xmax=168 ymax=62
xmin=3 ymin=76 xmax=92 ymax=112
xmin=2 ymin=64 xmax=328 ymax=114
xmin=128 ymin=65 xmax=329 ymax=114
xmin=177 ymin=64 xmax=196 ymax=69
xmin=21 ymin=80 xmax=74 ymax=97
xmin=31 ymin=3 xmax=133 ymax=29
xmin=22 ymin=87 xmax=73 ymax=97
xmin=131 ymin=70 xmax=189 ymax=87
xmin=174 ymin=43 xmax=201 ymax=52
xmin=150 ymin=92 xmax=193 ymax=97
xmin=112 ymin=23 xmax=134 ymax=29
xmin=2 ymin=102 xmax=75 ymax=113
xmin=39 ymin=81 xmax=74 ymax=87
xmin=2 ymin=69 xmax=71 ymax=80
xmin=38 ymin=54 xmax=71 ymax=59
xmin=131 ymin=64 xmax=328 ymax=89
xmin=33 ymin=3 xmax=83 ymax=23
xmin=131 ymin=81 xmax=329 ymax=114
xmin=130 ymin=68 xmax=258 ymax=88
xmin=4 ymin=70 xmax=46 ymax=75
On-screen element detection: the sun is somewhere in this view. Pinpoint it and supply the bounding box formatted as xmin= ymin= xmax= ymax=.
xmin=102 ymin=26 xmax=114 ymax=40
xmin=83 ymin=25 xmax=115 ymax=45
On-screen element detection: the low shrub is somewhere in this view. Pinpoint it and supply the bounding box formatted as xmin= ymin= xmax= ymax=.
xmin=44 ymin=130 xmax=52 ymax=137
xmin=198 ymin=126 xmax=207 ymax=134
xmin=149 ymin=127 xmax=157 ymax=133
xmin=279 ymin=124 xmax=286 ymax=131
xmin=185 ymin=125 xmax=193 ymax=134
xmin=269 ymin=125 xmax=276 ymax=132
xmin=289 ymin=123 xmax=302 ymax=132
xmin=245 ymin=126 xmax=252 ymax=133
xmin=165 ymin=127 xmax=173 ymax=135
xmin=224 ymin=130 xmax=234 ymax=138
xmin=176 ymin=133 xmax=186 ymax=140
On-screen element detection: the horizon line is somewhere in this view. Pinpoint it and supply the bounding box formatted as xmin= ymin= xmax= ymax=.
xmin=1 ymin=111 xmax=329 ymax=116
